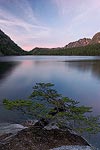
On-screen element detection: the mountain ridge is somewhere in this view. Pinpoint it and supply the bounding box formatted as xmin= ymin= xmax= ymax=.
xmin=65 ymin=38 xmax=91 ymax=48
xmin=31 ymin=32 xmax=100 ymax=52
xmin=65 ymin=32 xmax=100 ymax=48
xmin=90 ymin=32 xmax=100 ymax=44
xmin=1 ymin=29 xmax=100 ymax=56
xmin=30 ymin=32 xmax=100 ymax=55
xmin=0 ymin=29 xmax=26 ymax=56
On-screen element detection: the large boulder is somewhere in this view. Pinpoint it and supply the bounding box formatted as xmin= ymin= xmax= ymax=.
xmin=0 ymin=123 xmax=90 ymax=150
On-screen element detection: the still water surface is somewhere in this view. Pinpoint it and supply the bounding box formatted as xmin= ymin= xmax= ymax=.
xmin=0 ymin=56 xmax=100 ymax=149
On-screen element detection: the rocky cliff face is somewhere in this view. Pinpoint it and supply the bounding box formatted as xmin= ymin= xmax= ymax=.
xmin=65 ymin=38 xmax=91 ymax=48
xmin=90 ymin=32 xmax=100 ymax=44
xmin=0 ymin=29 xmax=26 ymax=56
xmin=65 ymin=32 xmax=100 ymax=49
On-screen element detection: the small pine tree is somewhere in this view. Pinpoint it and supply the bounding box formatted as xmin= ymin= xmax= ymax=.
xmin=3 ymin=83 xmax=100 ymax=134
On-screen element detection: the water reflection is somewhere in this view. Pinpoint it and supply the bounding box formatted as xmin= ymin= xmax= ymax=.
xmin=0 ymin=57 xmax=100 ymax=111
xmin=66 ymin=60 xmax=100 ymax=80
xmin=0 ymin=56 xmax=100 ymax=148
xmin=0 ymin=62 xmax=19 ymax=82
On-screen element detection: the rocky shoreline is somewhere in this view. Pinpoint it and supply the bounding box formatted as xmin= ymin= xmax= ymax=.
xmin=0 ymin=122 xmax=93 ymax=150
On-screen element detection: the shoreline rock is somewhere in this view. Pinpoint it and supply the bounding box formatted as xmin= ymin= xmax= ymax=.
xmin=0 ymin=123 xmax=27 ymax=144
xmin=50 ymin=145 xmax=92 ymax=150
xmin=0 ymin=123 xmax=92 ymax=150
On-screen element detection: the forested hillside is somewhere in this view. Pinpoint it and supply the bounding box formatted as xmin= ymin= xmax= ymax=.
xmin=0 ymin=29 xmax=27 ymax=56
xmin=30 ymin=44 xmax=100 ymax=56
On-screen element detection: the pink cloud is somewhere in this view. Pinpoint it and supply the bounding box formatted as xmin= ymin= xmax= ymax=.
xmin=1 ymin=0 xmax=100 ymax=51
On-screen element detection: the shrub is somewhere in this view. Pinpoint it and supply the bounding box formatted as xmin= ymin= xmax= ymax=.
xmin=3 ymin=83 xmax=100 ymax=134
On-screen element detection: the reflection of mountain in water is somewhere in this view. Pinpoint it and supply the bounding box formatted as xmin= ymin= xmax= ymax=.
xmin=66 ymin=60 xmax=100 ymax=79
xmin=0 ymin=62 xmax=19 ymax=81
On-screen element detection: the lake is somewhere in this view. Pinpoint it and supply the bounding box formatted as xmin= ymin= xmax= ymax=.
xmin=0 ymin=56 xmax=100 ymax=149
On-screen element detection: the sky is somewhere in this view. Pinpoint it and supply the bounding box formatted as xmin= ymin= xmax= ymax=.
xmin=0 ymin=0 xmax=100 ymax=51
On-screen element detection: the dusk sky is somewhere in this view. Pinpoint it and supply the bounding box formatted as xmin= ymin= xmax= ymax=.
xmin=0 ymin=0 xmax=100 ymax=51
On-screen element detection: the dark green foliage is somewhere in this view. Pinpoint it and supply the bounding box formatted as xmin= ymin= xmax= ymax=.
xmin=0 ymin=29 xmax=27 ymax=56
xmin=0 ymin=41 xmax=26 ymax=56
xmin=30 ymin=44 xmax=100 ymax=56
xmin=3 ymin=83 xmax=100 ymax=134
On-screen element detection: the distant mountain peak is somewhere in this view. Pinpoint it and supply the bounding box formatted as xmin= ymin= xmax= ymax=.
xmin=90 ymin=32 xmax=100 ymax=44
xmin=65 ymin=38 xmax=91 ymax=48
xmin=65 ymin=32 xmax=100 ymax=48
